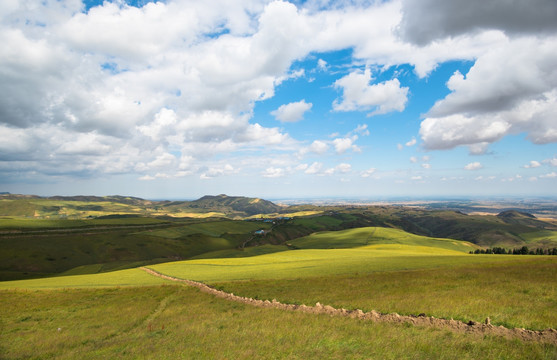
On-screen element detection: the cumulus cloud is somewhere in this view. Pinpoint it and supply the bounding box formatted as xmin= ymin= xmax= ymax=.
xmin=308 ymin=140 xmax=329 ymax=154
xmin=399 ymin=0 xmax=557 ymax=45
xmin=464 ymin=162 xmax=482 ymax=170
xmin=361 ymin=167 xmax=376 ymax=178
xmin=2 ymin=0 xmax=556 ymax=186
xmin=405 ymin=137 xmax=416 ymax=147
xmin=523 ymin=161 xmax=541 ymax=169
xmin=200 ymin=164 xmax=235 ymax=179
xmin=353 ymin=124 xmax=370 ymax=136
xmin=139 ymin=175 xmax=155 ymax=181
xmin=544 ymin=157 xmax=557 ymax=167
xmin=540 ymin=172 xmax=557 ymax=179
xmin=335 ymin=163 xmax=352 ymax=173
xmin=333 ymin=137 xmax=360 ymax=154
xmin=305 ymin=162 xmax=323 ymax=175
xmin=322 ymin=163 xmax=352 ymax=176
xmin=271 ymin=99 xmax=313 ymax=122
xmin=262 ymin=167 xmax=285 ymax=178
xmin=419 ymin=35 xmax=557 ymax=152
xmin=333 ymin=68 xmax=409 ymax=116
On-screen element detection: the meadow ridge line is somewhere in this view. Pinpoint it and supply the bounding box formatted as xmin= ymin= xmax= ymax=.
xmin=139 ymin=267 xmax=557 ymax=344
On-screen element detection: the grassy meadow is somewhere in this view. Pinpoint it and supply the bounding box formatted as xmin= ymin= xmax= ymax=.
xmin=289 ymin=226 xmax=479 ymax=252
xmin=1 ymin=225 xmax=556 ymax=358
xmin=0 ymin=218 xmax=270 ymax=281
xmin=2 ymin=284 xmax=555 ymax=360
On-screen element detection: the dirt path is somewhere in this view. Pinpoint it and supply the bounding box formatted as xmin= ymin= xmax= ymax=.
xmin=140 ymin=267 xmax=557 ymax=344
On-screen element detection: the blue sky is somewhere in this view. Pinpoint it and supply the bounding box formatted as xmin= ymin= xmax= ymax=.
xmin=1 ymin=0 xmax=556 ymax=199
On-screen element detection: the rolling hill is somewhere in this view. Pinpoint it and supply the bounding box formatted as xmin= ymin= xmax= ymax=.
xmin=0 ymin=193 xmax=283 ymax=218
xmin=1 ymin=193 xmax=556 ymax=281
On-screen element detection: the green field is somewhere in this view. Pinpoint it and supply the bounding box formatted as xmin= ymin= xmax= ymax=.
xmin=1 ymin=225 xmax=556 ymax=359
xmin=0 ymin=216 xmax=167 ymax=229
xmin=521 ymin=230 xmax=557 ymax=246
xmin=290 ymin=226 xmax=480 ymax=252
xmin=0 ymin=268 xmax=172 ymax=289
xmin=3 ymin=285 xmax=555 ymax=360
xmin=0 ymin=218 xmax=270 ymax=281
xmin=148 ymin=245 xmax=499 ymax=283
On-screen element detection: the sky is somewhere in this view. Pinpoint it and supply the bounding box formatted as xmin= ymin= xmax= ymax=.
xmin=1 ymin=0 xmax=556 ymax=200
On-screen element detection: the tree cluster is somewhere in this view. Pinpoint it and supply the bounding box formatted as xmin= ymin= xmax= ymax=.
xmin=470 ymin=246 xmax=557 ymax=255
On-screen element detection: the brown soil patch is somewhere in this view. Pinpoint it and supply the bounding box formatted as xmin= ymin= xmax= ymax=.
xmin=140 ymin=267 xmax=557 ymax=344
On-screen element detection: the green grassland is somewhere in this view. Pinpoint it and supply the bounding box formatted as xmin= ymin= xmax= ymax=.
xmin=0 ymin=216 xmax=167 ymax=229
xmin=144 ymin=227 xmax=483 ymax=283
xmin=521 ymin=230 xmax=557 ymax=246
xmin=0 ymin=198 xmax=150 ymax=219
xmin=1 ymin=225 xmax=556 ymax=359
xmin=3 ymin=285 xmax=555 ymax=360
xmin=215 ymin=258 xmax=557 ymax=330
xmin=0 ymin=193 xmax=282 ymax=219
xmin=133 ymin=219 xmax=270 ymax=239
xmin=0 ymin=268 xmax=171 ymax=289
xmin=290 ymin=226 xmax=479 ymax=252
xmin=0 ymin=218 xmax=269 ymax=281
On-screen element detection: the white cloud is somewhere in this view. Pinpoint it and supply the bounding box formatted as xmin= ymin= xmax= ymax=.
xmin=468 ymin=142 xmax=490 ymax=155
xmin=305 ymin=162 xmax=323 ymax=175
xmin=309 ymin=140 xmax=329 ymax=154
xmin=397 ymin=143 xmax=403 ymax=151
xmin=420 ymin=38 xmax=557 ymax=151
xmin=137 ymin=108 xmax=177 ymax=142
xmin=333 ymin=68 xmax=409 ymax=116
xmin=411 ymin=176 xmax=422 ymax=180
xmin=296 ymin=163 xmax=309 ymax=171
xmin=324 ymin=163 xmax=352 ymax=176
xmin=361 ymin=168 xmax=376 ymax=178
xmin=405 ymin=138 xmax=416 ymax=147
xmin=543 ymin=157 xmax=557 ymax=167
xmin=523 ymin=160 xmax=541 ymax=169
xmin=353 ymin=124 xmax=370 ymax=136
xmin=464 ymin=162 xmax=482 ymax=170
xmin=421 ymin=163 xmax=431 ymax=169
xmin=262 ymin=167 xmax=285 ymax=178
xmin=333 ymin=137 xmax=359 ymax=154
xmin=399 ymin=0 xmax=557 ymax=45
xmin=200 ymin=164 xmax=235 ymax=179
xmin=409 ymin=156 xmax=418 ymax=163
xmin=540 ymin=172 xmax=557 ymax=178
xmin=335 ymin=163 xmax=352 ymax=173
xmin=1 ymin=0 xmax=555 ymax=187
xmin=271 ymin=99 xmax=313 ymax=123
xmin=148 ymin=152 xmax=177 ymax=169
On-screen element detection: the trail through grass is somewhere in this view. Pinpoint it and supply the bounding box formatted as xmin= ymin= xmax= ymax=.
xmin=214 ymin=257 xmax=557 ymax=330
xmin=2 ymin=285 xmax=555 ymax=359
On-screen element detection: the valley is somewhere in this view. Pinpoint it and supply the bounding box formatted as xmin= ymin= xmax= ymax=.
xmin=1 ymin=194 xmax=556 ymax=359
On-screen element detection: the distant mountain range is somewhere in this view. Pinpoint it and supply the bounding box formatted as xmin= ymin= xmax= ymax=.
xmin=0 ymin=193 xmax=282 ymax=218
